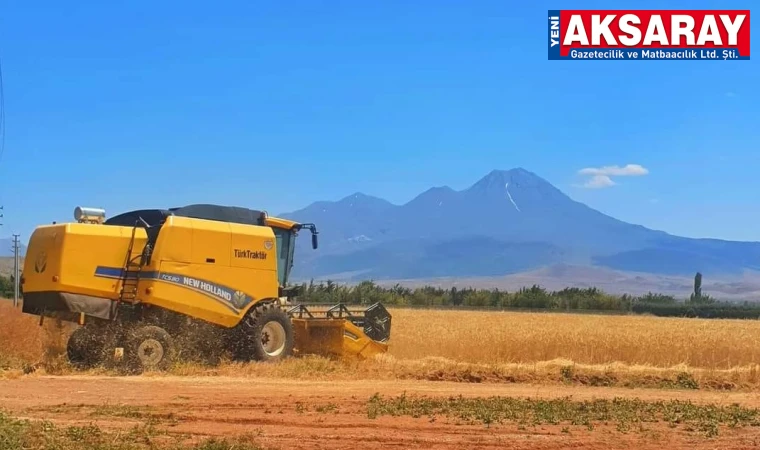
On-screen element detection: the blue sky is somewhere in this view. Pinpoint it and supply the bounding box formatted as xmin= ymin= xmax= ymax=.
xmin=0 ymin=0 xmax=757 ymax=241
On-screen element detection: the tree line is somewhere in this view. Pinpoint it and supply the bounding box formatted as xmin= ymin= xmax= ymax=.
xmin=295 ymin=272 xmax=760 ymax=319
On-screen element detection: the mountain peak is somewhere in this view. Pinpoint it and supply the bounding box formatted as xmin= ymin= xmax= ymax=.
xmin=486 ymin=167 xmax=540 ymax=179
xmin=405 ymin=185 xmax=457 ymax=208
xmin=420 ymin=185 xmax=455 ymax=196
xmin=490 ymin=167 xmax=530 ymax=175
xmin=469 ymin=168 xmax=548 ymax=192
xmin=339 ymin=192 xmax=382 ymax=202
xmin=342 ymin=192 xmax=371 ymax=200
xmin=336 ymin=192 xmax=395 ymax=209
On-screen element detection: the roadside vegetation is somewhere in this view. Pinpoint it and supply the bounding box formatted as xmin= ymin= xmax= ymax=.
xmin=4 ymin=392 xmax=757 ymax=449
xmin=0 ymin=410 xmax=267 ymax=450
xmin=0 ymin=274 xmax=16 ymax=298
xmin=366 ymin=393 xmax=760 ymax=437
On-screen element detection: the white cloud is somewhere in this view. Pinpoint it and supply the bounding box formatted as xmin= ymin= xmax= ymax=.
xmin=578 ymin=164 xmax=649 ymax=177
xmin=576 ymin=163 xmax=649 ymax=189
xmin=583 ymin=175 xmax=616 ymax=189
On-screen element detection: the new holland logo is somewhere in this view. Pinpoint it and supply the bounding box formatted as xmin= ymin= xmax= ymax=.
xmin=232 ymin=290 xmax=248 ymax=308
xmin=264 ymin=240 xmax=273 ymax=250
xmin=34 ymin=251 xmax=47 ymax=273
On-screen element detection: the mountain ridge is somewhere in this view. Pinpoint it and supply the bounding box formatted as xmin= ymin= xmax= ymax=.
xmin=280 ymin=168 xmax=760 ymax=281
xmin=0 ymin=238 xmax=26 ymax=258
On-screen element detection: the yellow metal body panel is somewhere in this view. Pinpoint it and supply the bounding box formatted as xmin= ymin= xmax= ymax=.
xmin=22 ymin=223 xmax=146 ymax=302
xmin=292 ymin=319 xmax=389 ymax=360
xmin=22 ymin=215 xmax=282 ymax=328
xmin=264 ymin=216 xmax=299 ymax=230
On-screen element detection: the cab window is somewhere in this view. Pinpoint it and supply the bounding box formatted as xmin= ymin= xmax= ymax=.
xmin=273 ymin=228 xmax=293 ymax=286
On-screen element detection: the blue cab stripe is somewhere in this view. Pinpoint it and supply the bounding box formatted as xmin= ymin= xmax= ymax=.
xmin=94 ymin=266 xmax=158 ymax=280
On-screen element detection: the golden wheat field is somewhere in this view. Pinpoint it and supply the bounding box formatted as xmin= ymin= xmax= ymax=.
xmin=388 ymin=308 xmax=760 ymax=369
xmin=4 ymin=300 xmax=760 ymax=387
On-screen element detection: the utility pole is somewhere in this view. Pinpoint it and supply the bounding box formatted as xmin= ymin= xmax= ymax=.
xmin=12 ymin=234 xmax=19 ymax=307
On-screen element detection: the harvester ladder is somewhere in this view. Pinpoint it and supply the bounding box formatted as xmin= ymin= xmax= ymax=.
xmin=118 ymin=222 xmax=145 ymax=304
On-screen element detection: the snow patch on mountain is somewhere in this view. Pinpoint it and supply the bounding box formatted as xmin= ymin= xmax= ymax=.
xmin=505 ymin=183 xmax=521 ymax=212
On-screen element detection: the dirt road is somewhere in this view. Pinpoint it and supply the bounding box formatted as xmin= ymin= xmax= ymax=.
xmin=3 ymin=375 xmax=760 ymax=449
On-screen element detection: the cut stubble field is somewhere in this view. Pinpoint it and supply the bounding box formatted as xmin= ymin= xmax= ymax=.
xmin=4 ymin=300 xmax=760 ymax=449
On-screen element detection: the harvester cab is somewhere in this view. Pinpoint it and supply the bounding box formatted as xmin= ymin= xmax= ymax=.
xmin=20 ymin=203 xmax=391 ymax=373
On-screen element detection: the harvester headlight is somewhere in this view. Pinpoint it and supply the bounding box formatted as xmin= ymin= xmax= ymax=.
xmin=74 ymin=206 xmax=106 ymax=224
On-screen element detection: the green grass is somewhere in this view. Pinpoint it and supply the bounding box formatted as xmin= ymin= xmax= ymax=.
xmin=0 ymin=410 xmax=267 ymax=450
xmin=366 ymin=393 xmax=760 ymax=437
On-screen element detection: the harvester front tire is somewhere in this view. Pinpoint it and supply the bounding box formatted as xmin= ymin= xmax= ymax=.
xmin=123 ymin=325 xmax=176 ymax=374
xmin=67 ymin=326 xmax=105 ymax=369
xmin=239 ymin=302 xmax=294 ymax=362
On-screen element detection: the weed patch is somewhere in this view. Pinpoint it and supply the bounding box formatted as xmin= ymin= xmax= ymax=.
xmin=0 ymin=410 xmax=267 ymax=450
xmin=366 ymin=393 xmax=760 ymax=437
xmin=315 ymin=402 xmax=339 ymax=413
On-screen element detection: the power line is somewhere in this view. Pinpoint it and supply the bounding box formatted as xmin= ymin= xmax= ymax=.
xmin=12 ymin=234 xmax=19 ymax=307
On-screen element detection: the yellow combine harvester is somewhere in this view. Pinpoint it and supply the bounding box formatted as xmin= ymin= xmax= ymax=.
xmin=20 ymin=204 xmax=391 ymax=373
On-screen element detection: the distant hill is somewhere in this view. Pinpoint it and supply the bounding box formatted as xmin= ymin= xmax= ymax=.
xmin=280 ymin=168 xmax=760 ymax=281
xmin=0 ymin=238 xmax=25 ymax=258
xmin=0 ymin=259 xmax=10 ymax=276
xmin=374 ymin=263 xmax=760 ymax=302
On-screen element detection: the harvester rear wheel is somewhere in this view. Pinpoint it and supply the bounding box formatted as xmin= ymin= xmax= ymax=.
xmin=67 ymin=326 xmax=106 ymax=369
xmin=237 ymin=302 xmax=294 ymax=362
xmin=123 ymin=325 xmax=176 ymax=374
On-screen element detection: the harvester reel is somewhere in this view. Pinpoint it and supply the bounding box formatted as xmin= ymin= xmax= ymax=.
xmin=363 ymin=303 xmax=392 ymax=343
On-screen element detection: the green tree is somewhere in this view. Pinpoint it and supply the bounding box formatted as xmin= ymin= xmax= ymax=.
xmin=689 ymin=272 xmax=714 ymax=304
xmin=689 ymin=272 xmax=703 ymax=303
xmin=0 ymin=275 xmax=13 ymax=298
